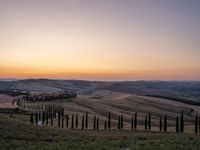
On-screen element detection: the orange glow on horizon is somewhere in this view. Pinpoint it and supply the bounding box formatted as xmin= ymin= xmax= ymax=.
xmin=0 ymin=65 xmax=199 ymax=80
xmin=0 ymin=1 xmax=199 ymax=80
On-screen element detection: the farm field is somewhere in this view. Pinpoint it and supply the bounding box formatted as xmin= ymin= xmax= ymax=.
xmin=0 ymin=80 xmax=200 ymax=149
xmin=23 ymin=91 xmax=200 ymax=133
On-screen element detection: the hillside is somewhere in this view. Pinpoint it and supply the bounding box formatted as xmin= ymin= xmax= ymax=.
xmin=0 ymin=79 xmax=199 ymax=101
xmin=0 ymin=79 xmax=200 ymax=149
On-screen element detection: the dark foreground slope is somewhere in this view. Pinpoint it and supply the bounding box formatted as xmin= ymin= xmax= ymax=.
xmin=0 ymin=114 xmax=200 ymax=150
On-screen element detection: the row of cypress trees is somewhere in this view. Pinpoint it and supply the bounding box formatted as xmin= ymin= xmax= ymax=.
xmin=30 ymin=104 xmax=64 ymax=127
xmin=30 ymin=111 xmax=200 ymax=133
xmin=159 ymin=115 xmax=167 ymax=132
xmin=30 ymin=111 xmax=162 ymax=131
xmin=22 ymin=91 xmax=77 ymax=102
xmin=31 ymin=111 xmax=154 ymax=130
xmin=175 ymin=112 xmax=184 ymax=133
xmin=13 ymin=90 xmax=77 ymax=110
xmin=144 ymin=112 xmax=152 ymax=130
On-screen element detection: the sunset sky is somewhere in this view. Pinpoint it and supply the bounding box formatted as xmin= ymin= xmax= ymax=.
xmin=0 ymin=0 xmax=200 ymax=80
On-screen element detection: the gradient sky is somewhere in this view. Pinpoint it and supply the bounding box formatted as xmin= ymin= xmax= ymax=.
xmin=0 ymin=0 xmax=200 ymax=80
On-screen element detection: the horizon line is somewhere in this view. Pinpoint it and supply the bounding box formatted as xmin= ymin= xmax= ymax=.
xmin=0 ymin=77 xmax=199 ymax=82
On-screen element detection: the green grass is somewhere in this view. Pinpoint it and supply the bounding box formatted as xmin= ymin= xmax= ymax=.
xmin=0 ymin=113 xmax=200 ymax=150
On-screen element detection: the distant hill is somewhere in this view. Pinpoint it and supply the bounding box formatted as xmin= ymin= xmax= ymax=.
xmin=0 ymin=79 xmax=199 ymax=101
xmin=0 ymin=78 xmax=19 ymax=81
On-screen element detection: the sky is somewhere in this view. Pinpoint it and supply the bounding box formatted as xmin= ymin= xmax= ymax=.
xmin=0 ymin=0 xmax=200 ymax=80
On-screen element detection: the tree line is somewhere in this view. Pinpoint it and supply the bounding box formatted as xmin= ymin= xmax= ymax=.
xmin=30 ymin=110 xmax=200 ymax=134
xmin=12 ymin=90 xmax=76 ymax=104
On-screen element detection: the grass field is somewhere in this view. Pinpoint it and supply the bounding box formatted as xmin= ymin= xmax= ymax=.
xmin=0 ymin=113 xmax=200 ymax=150
xmin=1 ymin=90 xmax=200 ymax=150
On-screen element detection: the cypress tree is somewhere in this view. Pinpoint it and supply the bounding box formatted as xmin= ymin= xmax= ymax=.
xmin=85 ymin=112 xmax=88 ymax=129
xmin=182 ymin=112 xmax=185 ymax=132
xmin=104 ymin=119 xmax=107 ymax=130
xmin=148 ymin=112 xmax=151 ymax=130
xmin=53 ymin=106 xmax=55 ymax=117
xmin=97 ymin=118 xmax=99 ymax=130
xmin=108 ymin=112 xmax=111 ymax=130
xmin=121 ymin=114 xmax=123 ymax=129
xmin=51 ymin=117 xmax=53 ymax=127
xmin=131 ymin=114 xmax=134 ymax=129
xmin=61 ymin=115 xmax=64 ymax=128
xmin=42 ymin=111 xmax=45 ymax=124
xmin=159 ymin=117 xmax=162 ymax=132
xmin=30 ymin=114 xmax=33 ymax=124
xmin=118 ymin=115 xmax=121 ymax=130
xmin=49 ymin=106 xmax=51 ymax=120
xmin=71 ymin=114 xmax=74 ymax=129
xmin=39 ymin=111 xmax=41 ymax=120
xmin=53 ymin=106 xmax=56 ymax=119
xmin=195 ymin=115 xmax=198 ymax=134
xmin=61 ymin=108 xmax=64 ymax=128
xmin=76 ymin=113 xmax=78 ymax=129
xmin=82 ymin=115 xmax=84 ymax=130
xmin=66 ymin=115 xmax=69 ymax=128
xmin=180 ymin=111 xmax=184 ymax=133
xmin=46 ymin=112 xmax=48 ymax=126
xmin=58 ymin=110 xmax=61 ymax=127
xmin=164 ymin=115 xmax=167 ymax=132
xmin=35 ymin=113 xmax=38 ymax=125
xmin=134 ymin=112 xmax=137 ymax=129
xmin=176 ymin=115 xmax=179 ymax=133
xmin=52 ymin=106 xmax=55 ymax=119
xmin=61 ymin=108 xmax=64 ymax=119
xmin=199 ymin=115 xmax=200 ymax=133
xmin=145 ymin=116 xmax=147 ymax=130
xmin=93 ymin=115 xmax=96 ymax=130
